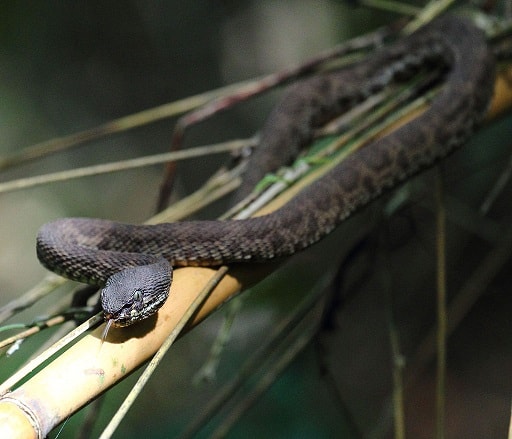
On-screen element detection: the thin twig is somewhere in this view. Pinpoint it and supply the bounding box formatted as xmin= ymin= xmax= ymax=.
xmin=0 ymin=316 xmax=65 ymax=350
xmin=0 ymin=139 xmax=248 ymax=195
xmin=402 ymin=0 xmax=456 ymax=33
xmin=0 ymin=82 xmax=256 ymax=171
xmin=149 ymin=162 xmax=246 ymax=224
xmin=389 ymin=321 xmax=405 ymax=439
xmin=192 ymin=298 xmax=242 ymax=384
xmin=435 ymin=169 xmax=447 ymax=439
xmin=360 ymin=0 xmax=421 ymax=16
xmin=0 ymin=306 xmax=93 ymax=351
xmin=479 ymin=151 xmax=512 ymax=215
xmin=508 ymin=400 xmax=512 ymax=439
xmin=0 ymin=312 xmax=103 ymax=396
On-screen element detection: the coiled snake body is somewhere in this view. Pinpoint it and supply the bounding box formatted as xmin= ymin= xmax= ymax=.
xmin=37 ymin=16 xmax=495 ymax=327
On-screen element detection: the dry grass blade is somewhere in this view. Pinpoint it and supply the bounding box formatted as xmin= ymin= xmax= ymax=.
xmin=0 ymin=139 xmax=248 ymax=195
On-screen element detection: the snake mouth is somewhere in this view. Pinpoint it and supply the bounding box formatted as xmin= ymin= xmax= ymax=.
xmin=102 ymin=299 xmax=150 ymax=327
xmin=103 ymin=313 xmax=132 ymax=328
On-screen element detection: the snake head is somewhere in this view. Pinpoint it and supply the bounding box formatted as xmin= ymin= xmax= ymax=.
xmin=100 ymin=260 xmax=172 ymax=327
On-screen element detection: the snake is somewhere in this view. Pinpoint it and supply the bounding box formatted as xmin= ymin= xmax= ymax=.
xmin=36 ymin=15 xmax=495 ymax=327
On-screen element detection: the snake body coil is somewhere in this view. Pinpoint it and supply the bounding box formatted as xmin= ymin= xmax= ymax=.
xmin=37 ymin=16 xmax=495 ymax=326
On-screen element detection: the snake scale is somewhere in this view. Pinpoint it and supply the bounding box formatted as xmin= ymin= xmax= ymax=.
xmin=37 ymin=15 xmax=495 ymax=327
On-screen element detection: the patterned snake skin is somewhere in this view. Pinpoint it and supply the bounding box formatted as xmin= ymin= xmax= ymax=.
xmin=36 ymin=15 xmax=495 ymax=326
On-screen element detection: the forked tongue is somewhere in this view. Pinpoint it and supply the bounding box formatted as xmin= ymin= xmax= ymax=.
xmin=100 ymin=318 xmax=115 ymax=344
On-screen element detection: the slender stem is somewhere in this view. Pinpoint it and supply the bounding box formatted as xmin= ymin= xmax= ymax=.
xmin=0 ymin=139 xmax=247 ymax=195
xmin=390 ymin=321 xmax=405 ymax=439
xmin=360 ymin=0 xmax=421 ymax=16
xmin=435 ymin=168 xmax=447 ymax=439
xmin=0 ymin=313 xmax=103 ymax=396
xmin=0 ymin=82 xmax=254 ymax=171
xmin=508 ymin=400 xmax=512 ymax=439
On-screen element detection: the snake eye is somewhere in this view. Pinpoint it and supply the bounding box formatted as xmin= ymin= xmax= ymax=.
xmin=133 ymin=290 xmax=143 ymax=305
xmin=130 ymin=290 xmax=145 ymax=313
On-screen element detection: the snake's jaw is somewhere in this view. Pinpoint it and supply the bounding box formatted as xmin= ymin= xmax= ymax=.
xmin=100 ymin=260 xmax=172 ymax=327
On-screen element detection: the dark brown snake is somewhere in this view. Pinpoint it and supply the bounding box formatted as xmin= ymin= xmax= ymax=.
xmin=36 ymin=15 xmax=495 ymax=327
